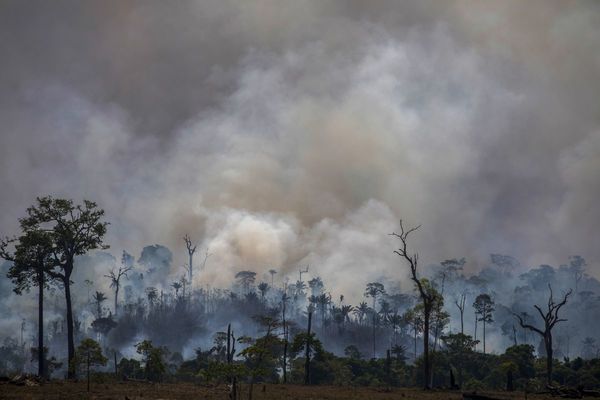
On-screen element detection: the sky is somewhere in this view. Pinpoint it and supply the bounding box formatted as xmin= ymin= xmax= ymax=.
xmin=0 ymin=0 xmax=599 ymax=301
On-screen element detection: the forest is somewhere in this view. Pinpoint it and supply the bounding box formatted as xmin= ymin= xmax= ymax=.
xmin=1 ymin=196 xmax=599 ymax=399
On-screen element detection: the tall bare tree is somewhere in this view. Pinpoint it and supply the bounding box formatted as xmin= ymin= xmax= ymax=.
xmin=454 ymin=291 xmax=467 ymax=335
xmin=104 ymin=251 xmax=133 ymax=316
xmin=391 ymin=220 xmax=435 ymax=389
xmin=182 ymin=234 xmax=197 ymax=285
xmin=513 ymin=284 xmax=572 ymax=385
xmin=473 ymin=293 xmax=495 ymax=353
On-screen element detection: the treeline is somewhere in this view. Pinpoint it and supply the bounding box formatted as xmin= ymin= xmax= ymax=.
xmin=1 ymin=196 xmax=599 ymax=394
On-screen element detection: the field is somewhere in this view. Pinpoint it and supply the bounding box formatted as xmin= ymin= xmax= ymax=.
xmin=0 ymin=382 xmax=557 ymax=400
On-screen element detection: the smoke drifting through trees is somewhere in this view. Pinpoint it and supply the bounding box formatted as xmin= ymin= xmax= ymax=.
xmin=2 ymin=197 xmax=599 ymax=391
xmin=0 ymin=0 xmax=599 ymax=391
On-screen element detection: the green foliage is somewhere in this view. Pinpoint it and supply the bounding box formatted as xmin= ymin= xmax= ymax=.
xmin=135 ymin=339 xmax=167 ymax=382
xmin=74 ymin=338 xmax=107 ymax=375
xmin=2 ymin=230 xmax=57 ymax=294
xmin=118 ymin=357 xmax=144 ymax=379
xmin=237 ymin=316 xmax=284 ymax=383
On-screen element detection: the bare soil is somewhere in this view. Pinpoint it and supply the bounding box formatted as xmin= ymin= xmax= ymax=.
xmin=0 ymin=382 xmax=557 ymax=400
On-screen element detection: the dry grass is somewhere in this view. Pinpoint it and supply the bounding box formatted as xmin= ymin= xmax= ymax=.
xmin=0 ymin=382 xmax=556 ymax=400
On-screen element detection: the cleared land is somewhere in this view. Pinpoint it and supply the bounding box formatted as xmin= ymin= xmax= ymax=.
xmin=0 ymin=382 xmax=557 ymax=400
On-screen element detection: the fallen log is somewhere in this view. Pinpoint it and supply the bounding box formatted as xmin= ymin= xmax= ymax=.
xmin=547 ymin=385 xmax=582 ymax=399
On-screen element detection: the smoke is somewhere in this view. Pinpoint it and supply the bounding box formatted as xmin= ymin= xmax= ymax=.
xmin=0 ymin=1 xmax=599 ymax=323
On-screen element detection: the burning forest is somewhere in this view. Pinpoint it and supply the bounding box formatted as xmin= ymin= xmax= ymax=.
xmin=0 ymin=1 xmax=599 ymax=399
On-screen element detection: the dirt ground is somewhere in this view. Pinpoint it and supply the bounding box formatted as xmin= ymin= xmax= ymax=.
xmin=0 ymin=382 xmax=558 ymax=400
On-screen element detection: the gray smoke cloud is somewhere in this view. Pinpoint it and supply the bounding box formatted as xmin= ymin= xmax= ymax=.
xmin=1 ymin=0 xmax=599 ymax=309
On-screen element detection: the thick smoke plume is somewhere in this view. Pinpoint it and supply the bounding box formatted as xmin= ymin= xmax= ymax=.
xmin=0 ymin=1 xmax=599 ymax=344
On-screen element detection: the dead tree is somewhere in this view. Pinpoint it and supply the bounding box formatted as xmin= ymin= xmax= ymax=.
xmin=455 ymin=291 xmax=467 ymax=335
xmin=513 ymin=284 xmax=572 ymax=385
xmin=391 ymin=220 xmax=435 ymax=390
xmin=227 ymin=323 xmax=237 ymax=400
xmin=299 ymin=265 xmax=309 ymax=282
xmin=183 ymin=234 xmax=197 ymax=284
xmin=104 ymin=253 xmax=133 ymax=316
xmin=281 ymin=292 xmax=289 ymax=383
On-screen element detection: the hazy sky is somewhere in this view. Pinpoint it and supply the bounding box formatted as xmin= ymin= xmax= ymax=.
xmin=1 ymin=1 xmax=599 ymax=299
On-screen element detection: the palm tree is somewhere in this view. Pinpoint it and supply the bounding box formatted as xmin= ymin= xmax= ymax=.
xmin=268 ymin=269 xmax=277 ymax=286
xmin=235 ymin=270 xmax=256 ymax=294
xmin=93 ymin=291 xmax=107 ymax=319
xmin=257 ymin=282 xmax=269 ymax=299
xmin=354 ymin=301 xmax=369 ymax=325
xmin=364 ymin=282 xmax=386 ymax=310
xmin=308 ymin=277 xmax=324 ymax=296
xmin=317 ymin=293 xmax=331 ymax=325
xmin=171 ymin=281 xmax=182 ymax=298
xmin=473 ymin=293 xmax=495 ymax=353
xmin=387 ymin=313 xmax=403 ymax=346
xmin=340 ymin=305 xmax=354 ymax=326
xmin=145 ymin=287 xmax=158 ymax=309
xmin=379 ymin=299 xmax=392 ymax=320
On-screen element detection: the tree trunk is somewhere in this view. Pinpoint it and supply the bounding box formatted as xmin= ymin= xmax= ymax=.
xmin=283 ymin=333 xmax=288 ymax=383
xmin=483 ymin=319 xmax=486 ymax=354
xmin=386 ymin=349 xmax=391 ymax=387
xmin=460 ymin=310 xmax=464 ymax=335
xmin=304 ymin=312 xmax=312 ymax=385
xmin=87 ymin=351 xmax=90 ymax=392
xmin=423 ymin=308 xmax=431 ymax=390
xmin=414 ymin=326 xmax=417 ymax=362
xmin=372 ymin=314 xmax=376 ymax=358
xmin=188 ymin=253 xmax=193 ymax=284
xmin=38 ymin=270 xmax=44 ymax=379
xmin=64 ymin=277 xmax=76 ymax=379
xmin=545 ymin=333 xmax=553 ymax=385
xmin=114 ymin=285 xmax=119 ymax=316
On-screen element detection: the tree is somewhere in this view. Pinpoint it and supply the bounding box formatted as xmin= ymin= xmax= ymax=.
xmin=93 ymin=291 xmax=107 ymax=319
xmin=238 ymin=316 xmax=283 ymax=400
xmin=387 ymin=312 xmax=403 ymax=346
xmin=473 ymin=294 xmax=495 ymax=353
xmin=19 ymin=197 xmax=108 ymax=379
xmin=257 ymin=282 xmax=269 ymax=300
xmin=146 ymin=287 xmax=158 ymax=309
xmin=454 ymin=291 xmax=467 ymax=335
xmin=75 ymin=338 xmax=107 ymax=392
xmin=269 ymin=269 xmax=277 ymax=286
xmin=340 ymin=304 xmax=354 ymax=328
xmin=441 ymin=332 xmax=479 ymax=387
xmin=135 ymin=340 xmax=167 ymax=382
xmin=171 ymin=281 xmax=182 ymax=298
xmin=354 ymin=301 xmax=369 ymax=325
xmin=364 ymin=282 xmax=386 ymax=309
xmin=568 ymin=255 xmax=586 ymax=294
xmin=391 ymin=220 xmax=434 ymax=389
xmin=365 ymin=282 xmax=386 ymax=357
xmin=1 ymin=230 xmax=57 ymax=378
xmin=235 ymin=270 xmax=256 ymax=294
xmin=403 ymin=307 xmax=422 ymax=362
xmin=182 ymin=234 xmax=197 ymax=285
xmin=290 ymin=312 xmax=323 ymax=385
xmin=513 ymin=284 xmax=572 ymax=385
xmin=104 ymin=251 xmax=133 ymax=316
